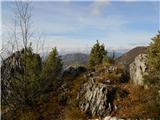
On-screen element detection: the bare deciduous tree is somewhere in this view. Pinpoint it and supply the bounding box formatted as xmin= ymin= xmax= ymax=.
xmin=15 ymin=1 xmax=32 ymax=49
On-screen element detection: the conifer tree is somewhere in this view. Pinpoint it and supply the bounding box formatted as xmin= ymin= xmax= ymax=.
xmin=144 ymin=32 xmax=160 ymax=114
xmin=88 ymin=40 xmax=107 ymax=67
xmin=42 ymin=47 xmax=63 ymax=92
xmin=145 ymin=32 xmax=160 ymax=86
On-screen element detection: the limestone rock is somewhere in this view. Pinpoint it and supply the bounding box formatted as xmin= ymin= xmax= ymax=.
xmin=129 ymin=54 xmax=148 ymax=85
xmin=103 ymin=116 xmax=119 ymax=120
xmin=1 ymin=51 xmax=24 ymax=82
xmin=78 ymin=79 xmax=116 ymax=117
xmin=88 ymin=116 xmax=123 ymax=120
xmin=1 ymin=50 xmax=41 ymax=81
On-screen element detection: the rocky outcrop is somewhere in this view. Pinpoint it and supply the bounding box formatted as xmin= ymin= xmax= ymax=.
xmin=1 ymin=49 xmax=41 ymax=104
xmin=63 ymin=65 xmax=87 ymax=78
xmin=1 ymin=51 xmax=23 ymax=81
xmin=77 ymin=79 xmax=117 ymax=117
xmin=1 ymin=49 xmax=41 ymax=81
xmin=90 ymin=116 xmax=119 ymax=120
xmin=129 ymin=54 xmax=148 ymax=86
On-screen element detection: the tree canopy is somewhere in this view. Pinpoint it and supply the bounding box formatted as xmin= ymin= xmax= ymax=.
xmin=88 ymin=40 xmax=107 ymax=67
xmin=143 ymin=32 xmax=160 ymax=115
xmin=145 ymin=32 xmax=160 ymax=86
xmin=41 ymin=47 xmax=63 ymax=92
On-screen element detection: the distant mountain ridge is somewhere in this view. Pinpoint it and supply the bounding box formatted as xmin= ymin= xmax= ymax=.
xmin=115 ymin=46 xmax=147 ymax=66
xmin=61 ymin=53 xmax=89 ymax=67
xmin=61 ymin=51 xmax=123 ymax=67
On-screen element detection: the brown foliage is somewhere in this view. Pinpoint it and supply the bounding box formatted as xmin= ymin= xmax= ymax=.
xmin=115 ymin=84 xmax=160 ymax=118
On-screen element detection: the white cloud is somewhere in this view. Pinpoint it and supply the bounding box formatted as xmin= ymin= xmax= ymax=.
xmin=2 ymin=1 xmax=157 ymax=54
xmin=90 ymin=1 xmax=110 ymax=16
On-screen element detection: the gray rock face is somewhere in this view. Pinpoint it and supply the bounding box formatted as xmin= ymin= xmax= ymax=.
xmin=1 ymin=51 xmax=23 ymax=81
xmin=129 ymin=54 xmax=148 ymax=86
xmin=1 ymin=50 xmax=41 ymax=103
xmin=1 ymin=50 xmax=41 ymax=81
xmin=63 ymin=65 xmax=87 ymax=78
xmin=78 ymin=79 xmax=116 ymax=117
xmin=89 ymin=116 xmax=154 ymax=120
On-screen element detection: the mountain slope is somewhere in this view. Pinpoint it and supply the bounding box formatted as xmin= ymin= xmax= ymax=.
xmin=115 ymin=46 xmax=147 ymax=66
xmin=61 ymin=53 xmax=89 ymax=67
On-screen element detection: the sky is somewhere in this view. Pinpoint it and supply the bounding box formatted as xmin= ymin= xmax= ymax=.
xmin=1 ymin=0 xmax=160 ymax=54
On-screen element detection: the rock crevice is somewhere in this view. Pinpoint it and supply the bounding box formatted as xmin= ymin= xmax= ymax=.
xmin=78 ymin=79 xmax=116 ymax=117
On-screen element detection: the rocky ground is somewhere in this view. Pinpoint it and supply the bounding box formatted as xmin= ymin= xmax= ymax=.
xmin=2 ymin=53 xmax=159 ymax=120
xmin=61 ymin=56 xmax=159 ymax=119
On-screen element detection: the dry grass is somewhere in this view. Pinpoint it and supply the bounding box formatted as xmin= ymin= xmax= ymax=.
xmin=64 ymin=105 xmax=86 ymax=120
xmin=115 ymin=83 xmax=160 ymax=118
xmin=63 ymin=74 xmax=87 ymax=120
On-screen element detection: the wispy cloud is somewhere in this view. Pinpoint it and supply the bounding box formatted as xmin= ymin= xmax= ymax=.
xmin=1 ymin=1 xmax=159 ymax=53
xmin=90 ymin=1 xmax=110 ymax=16
xmin=31 ymin=1 xmax=128 ymax=34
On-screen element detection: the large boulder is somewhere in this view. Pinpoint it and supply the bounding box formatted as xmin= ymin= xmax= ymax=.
xmin=129 ymin=54 xmax=148 ymax=86
xmin=78 ymin=79 xmax=116 ymax=117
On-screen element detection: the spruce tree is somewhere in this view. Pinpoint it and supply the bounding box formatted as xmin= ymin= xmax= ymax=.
xmin=88 ymin=40 xmax=107 ymax=67
xmin=42 ymin=47 xmax=63 ymax=92
xmin=21 ymin=47 xmax=42 ymax=105
xmin=145 ymin=32 xmax=160 ymax=86
xmin=144 ymin=32 xmax=160 ymax=115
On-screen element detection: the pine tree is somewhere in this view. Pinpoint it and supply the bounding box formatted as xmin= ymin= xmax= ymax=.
xmin=144 ymin=32 xmax=160 ymax=115
xmin=88 ymin=40 xmax=107 ymax=67
xmin=21 ymin=47 xmax=42 ymax=106
xmin=42 ymin=47 xmax=63 ymax=92
xmin=145 ymin=32 xmax=160 ymax=86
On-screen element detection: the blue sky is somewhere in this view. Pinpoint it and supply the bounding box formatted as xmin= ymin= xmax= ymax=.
xmin=1 ymin=1 xmax=160 ymax=54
